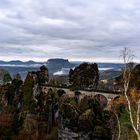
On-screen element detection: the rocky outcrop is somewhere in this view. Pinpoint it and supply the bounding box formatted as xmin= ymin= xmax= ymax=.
xmin=30 ymin=65 xmax=49 ymax=86
xmin=69 ymin=63 xmax=99 ymax=91
xmin=58 ymin=94 xmax=118 ymax=140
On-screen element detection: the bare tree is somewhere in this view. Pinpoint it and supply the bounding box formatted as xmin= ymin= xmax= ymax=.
xmin=115 ymin=112 xmax=121 ymax=140
xmin=109 ymin=98 xmax=121 ymax=140
xmin=121 ymin=47 xmax=140 ymax=140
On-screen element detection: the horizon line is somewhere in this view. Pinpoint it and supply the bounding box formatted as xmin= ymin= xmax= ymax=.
xmin=0 ymin=58 xmax=139 ymax=64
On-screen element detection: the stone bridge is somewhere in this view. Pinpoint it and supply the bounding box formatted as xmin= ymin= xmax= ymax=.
xmin=42 ymin=86 xmax=119 ymax=101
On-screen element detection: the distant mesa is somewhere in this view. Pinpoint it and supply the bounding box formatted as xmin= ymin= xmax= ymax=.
xmin=46 ymin=58 xmax=75 ymax=74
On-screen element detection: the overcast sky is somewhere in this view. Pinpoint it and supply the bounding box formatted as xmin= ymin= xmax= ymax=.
xmin=0 ymin=0 xmax=140 ymax=62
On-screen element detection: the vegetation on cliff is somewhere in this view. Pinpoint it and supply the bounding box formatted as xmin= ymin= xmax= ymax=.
xmin=0 ymin=61 xmax=140 ymax=140
xmin=69 ymin=63 xmax=99 ymax=91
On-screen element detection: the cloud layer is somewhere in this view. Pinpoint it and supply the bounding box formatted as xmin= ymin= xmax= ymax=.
xmin=0 ymin=0 xmax=140 ymax=62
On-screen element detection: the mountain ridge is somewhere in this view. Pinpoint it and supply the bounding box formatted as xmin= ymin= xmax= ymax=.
xmin=0 ymin=58 xmax=126 ymax=80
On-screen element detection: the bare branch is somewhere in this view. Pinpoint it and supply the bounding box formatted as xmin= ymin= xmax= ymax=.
xmin=121 ymin=47 xmax=140 ymax=139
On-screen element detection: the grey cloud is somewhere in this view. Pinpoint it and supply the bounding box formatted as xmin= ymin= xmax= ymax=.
xmin=0 ymin=0 xmax=140 ymax=62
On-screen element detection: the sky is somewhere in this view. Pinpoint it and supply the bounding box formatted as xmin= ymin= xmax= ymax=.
xmin=0 ymin=0 xmax=140 ymax=62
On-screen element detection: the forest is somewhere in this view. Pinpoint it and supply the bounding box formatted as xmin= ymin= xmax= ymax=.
xmin=0 ymin=49 xmax=140 ymax=140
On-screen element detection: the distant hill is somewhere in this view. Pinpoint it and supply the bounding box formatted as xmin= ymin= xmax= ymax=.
xmin=0 ymin=61 xmax=43 ymax=80
xmin=71 ymin=61 xmax=124 ymax=70
xmin=0 ymin=59 xmax=124 ymax=70
xmin=0 ymin=59 xmax=125 ymax=80
xmin=100 ymin=69 xmax=122 ymax=80
xmin=0 ymin=59 xmax=76 ymax=79
xmin=0 ymin=60 xmax=43 ymax=66
xmin=0 ymin=66 xmax=40 ymax=80
xmin=46 ymin=58 xmax=75 ymax=73
xmin=98 ymin=63 xmax=124 ymax=70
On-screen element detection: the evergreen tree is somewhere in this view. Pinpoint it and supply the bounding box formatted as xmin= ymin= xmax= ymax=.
xmin=23 ymin=73 xmax=35 ymax=112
